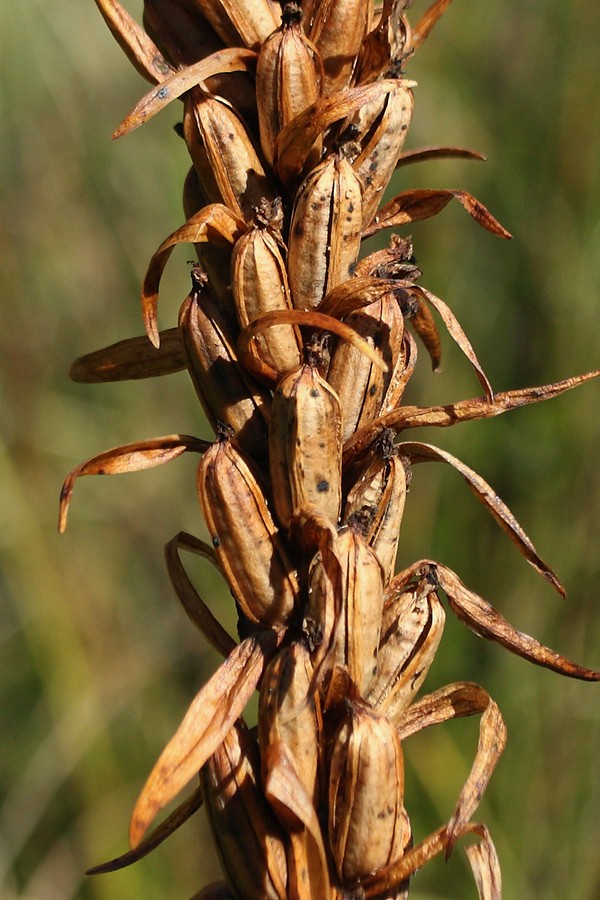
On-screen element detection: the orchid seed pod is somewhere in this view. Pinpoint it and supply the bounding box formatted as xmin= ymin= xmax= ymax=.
xmin=231 ymin=201 xmax=303 ymax=377
xmin=367 ymin=576 xmax=446 ymax=723
xmin=269 ymin=351 xmax=343 ymax=530
xmin=200 ymin=720 xmax=288 ymax=900
xmin=258 ymin=643 xmax=321 ymax=805
xmin=183 ymin=86 xmax=275 ymax=222
xmin=178 ymin=265 xmax=271 ymax=458
xmin=304 ymin=0 xmax=373 ymax=95
xmin=197 ymin=433 xmax=300 ymax=626
xmin=331 ymin=515 xmax=385 ymax=696
xmin=175 ymin=0 xmax=281 ymax=50
xmin=326 ymin=290 xmax=405 ymax=443
xmin=343 ymin=433 xmax=410 ymax=582
xmin=287 ymin=152 xmax=363 ymax=311
xmin=256 ymin=2 xmax=323 ymax=169
xmin=351 ymin=79 xmax=415 ymax=228
xmin=328 ymin=701 xmax=411 ymax=885
xmin=182 ymin=167 xmax=235 ymax=307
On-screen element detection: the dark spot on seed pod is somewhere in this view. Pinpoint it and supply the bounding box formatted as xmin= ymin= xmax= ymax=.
xmin=319 ymin=441 xmax=325 ymax=448
xmin=156 ymin=86 xmax=170 ymax=100
xmin=296 ymin=437 xmax=302 ymax=446
xmin=369 ymin=384 xmax=378 ymax=396
xmin=401 ymin=124 xmax=408 ymax=131
xmin=347 ymin=202 xmax=355 ymax=213
xmin=213 ymin=535 xmax=221 ymax=548
xmin=310 ymin=388 xmax=319 ymax=397
xmin=228 ymin=132 xmax=235 ymax=141
xmin=311 ymin=202 xmax=320 ymax=210
xmin=293 ymin=221 xmax=304 ymax=238
xmin=316 ymin=479 xmax=329 ymax=493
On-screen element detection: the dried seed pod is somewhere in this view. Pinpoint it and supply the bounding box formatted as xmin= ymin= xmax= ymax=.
xmin=305 ymin=0 xmax=372 ymax=95
xmin=176 ymin=0 xmax=281 ymax=49
xmin=269 ymin=354 xmax=343 ymax=530
xmin=197 ymin=434 xmax=300 ymax=626
xmin=183 ymin=86 xmax=275 ymax=222
xmin=256 ymin=2 xmax=322 ymax=168
xmin=178 ymin=266 xmax=271 ymax=458
xmin=182 ymin=167 xmax=235 ymax=307
xmin=351 ymin=79 xmax=415 ymax=227
xmin=328 ymin=701 xmax=411 ymax=885
xmin=231 ymin=202 xmax=303 ymax=377
xmin=331 ymin=517 xmax=385 ymax=696
xmin=258 ymin=643 xmax=321 ymax=804
xmin=326 ymin=290 xmax=405 ymax=443
xmin=201 ymin=721 xmax=288 ymax=900
xmin=367 ymin=577 xmax=446 ymax=723
xmin=287 ymin=153 xmax=363 ymax=311
xmin=343 ymin=436 xmax=409 ymax=582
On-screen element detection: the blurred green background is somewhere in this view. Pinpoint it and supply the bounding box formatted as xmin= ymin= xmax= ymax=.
xmin=1 ymin=1 xmax=599 ymax=897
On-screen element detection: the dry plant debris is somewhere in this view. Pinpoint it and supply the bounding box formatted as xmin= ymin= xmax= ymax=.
xmin=61 ymin=0 xmax=599 ymax=896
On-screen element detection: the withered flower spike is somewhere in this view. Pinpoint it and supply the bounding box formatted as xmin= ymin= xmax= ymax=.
xmin=58 ymin=435 xmax=210 ymax=533
xmin=86 ymin=786 xmax=203 ymax=875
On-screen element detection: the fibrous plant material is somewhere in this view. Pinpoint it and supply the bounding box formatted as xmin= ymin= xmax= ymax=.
xmin=61 ymin=1 xmax=600 ymax=896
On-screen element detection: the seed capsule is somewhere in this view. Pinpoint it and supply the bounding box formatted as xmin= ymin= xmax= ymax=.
xmin=197 ymin=434 xmax=300 ymax=626
xmin=351 ymin=79 xmax=415 ymax=227
xmin=328 ymin=702 xmax=411 ymax=884
xmin=232 ymin=202 xmax=303 ymax=377
xmin=287 ymin=153 xmax=363 ymax=311
xmin=258 ymin=643 xmax=321 ymax=804
xmin=269 ymin=355 xmax=343 ymax=530
xmin=305 ymin=0 xmax=372 ymax=95
xmin=326 ymin=290 xmax=405 ymax=443
xmin=256 ymin=2 xmax=322 ymax=169
xmin=367 ymin=577 xmax=446 ymax=723
xmin=178 ymin=266 xmax=270 ymax=458
xmin=176 ymin=0 xmax=281 ymax=49
xmin=201 ymin=721 xmax=288 ymax=900
xmin=183 ymin=87 xmax=275 ymax=222
xmin=331 ymin=518 xmax=385 ymax=696
xmin=343 ymin=437 xmax=409 ymax=583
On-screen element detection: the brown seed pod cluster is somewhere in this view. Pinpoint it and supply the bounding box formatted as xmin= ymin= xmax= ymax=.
xmin=61 ymin=1 xmax=600 ymax=897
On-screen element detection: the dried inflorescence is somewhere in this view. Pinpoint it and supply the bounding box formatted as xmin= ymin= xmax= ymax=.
xmin=61 ymin=1 xmax=600 ymax=897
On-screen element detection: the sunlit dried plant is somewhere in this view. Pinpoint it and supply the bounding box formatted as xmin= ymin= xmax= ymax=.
xmin=60 ymin=0 xmax=600 ymax=897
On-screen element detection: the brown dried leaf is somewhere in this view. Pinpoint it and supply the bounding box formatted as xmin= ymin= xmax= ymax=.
xmin=275 ymin=80 xmax=398 ymax=185
xmin=399 ymin=441 xmax=564 ymax=594
xmin=113 ymin=49 xmax=258 ymax=137
xmin=411 ymin=0 xmax=454 ymax=50
xmin=142 ymin=205 xmax=245 ymax=347
xmin=86 ymin=786 xmax=203 ymax=874
xmin=69 ymin=328 xmax=184 ymax=383
xmin=396 ymin=145 xmax=486 ymax=167
xmin=396 ymin=681 xmax=506 ymax=847
xmin=363 ymin=188 xmax=512 ymax=240
xmin=465 ymin=824 xmax=502 ymax=900
xmin=434 ymin=562 xmax=600 ymax=680
xmin=164 ymin=532 xmax=237 ymax=658
xmin=129 ymin=630 xmax=280 ymax=847
xmin=59 ymin=435 xmax=209 ymax=533
xmin=237 ymin=308 xmax=388 ymax=384
xmin=343 ymin=369 xmax=600 ymax=464
xmin=93 ymin=0 xmax=173 ymax=84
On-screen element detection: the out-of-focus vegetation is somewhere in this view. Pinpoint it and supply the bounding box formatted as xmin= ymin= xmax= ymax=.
xmin=1 ymin=1 xmax=599 ymax=897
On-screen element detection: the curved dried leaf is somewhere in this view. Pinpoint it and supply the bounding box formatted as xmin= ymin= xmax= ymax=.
xmin=411 ymin=0 xmax=454 ymax=50
xmin=465 ymin=824 xmax=502 ymax=900
xmin=397 ymin=681 xmax=506 ymax=847
xmin=434 ymin=562 xmax=600 ymax=681
xmin=93 ymin=0 xmax=173 ymax=84
xmin=275 ymin=80 xmax=399 ymax=185
xmin=363 ymin=189 xmax=511 ymax=240
xmin=399 ymin=441 xmax=564 ymax=594
xmin=396 ymin=145 xmax=486 ymax=167
xmin=164 ymin=532 xmax=237 ymax=658
xmin=237 ymin=309 xmax=388 ymax=384
xmin=59 ymin=435 xmax=209 ymax=533
xmin=317 ymin=276 xmax=410 ymax=319
xmin=114 ymin=49 xmax=258 ymax=137
xmin=86 ymin=787 xmax=203 ymax=874
xmin=129 ymin=631 xmax=280 ymax=847
xmin=69 ymin=328 xmax=184 ymax=383
xmin=343 ymin=369 xmax=600 ymax=465
xmin=142 ymin=205 xmax=245 ymax=346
